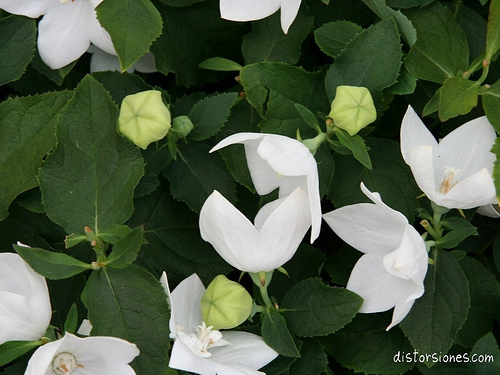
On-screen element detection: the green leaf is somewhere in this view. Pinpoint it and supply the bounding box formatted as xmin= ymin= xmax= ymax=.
xmin=325 ymin=17 xmax=402 ymax=108
xmin=400 ymin=250 xmax=470 ymax=363
xmin=262 ymin=309 xmax=301 ymax=358
xmin=469 ymin=333 xmax=500 ymax=374
xmin=14 ymin=244 xmax=91 ymax=280
xmin=289 ymin=338 xmax=328 ymax=375
xmin=436 ymin=227 xmax=478 ymax=249
xmin=405 ymin=2 xmax=469 ymax=84
xmin=361 ymin=0 xmax=417 ymax=45
xmin=106 ymin=226 xmax=144 ymax=269
xmin=322 ymin=314 xmax=414 ymax=374
xmin=456 ymin=257 xmax=500 ymax=347
xmin=0 ymin=91 xmax=72 ymax=221
xmin=95 ymin=224 xmax=133 ymax=244
xmin=39 ymin=75 xmax=145 ymax=235
xmin=81 ymin=265 xmax=170 ymax=375
xmin=0 ymin=15 xmax=36 ymax=85
xmin=96 ymin=0 xmax=162 ymax=71
xmin=280 ymin=278 xmax=363 ymax=337
xmin=294 ymin=103 xmax=323 ymax=134
xmin=486 ymin=0 xmax=500 ymax=61
xmin=0 ymin=340 xmax=42 ymax=367
xmin=198 ymin=57 xmax=242 ymax=71
xmin=492 ymin=137 xmax=500 ymax=203
xmin=156 ymin=0 xmax=204 ymax=6
xmin=64 ymin=303 xmax=79 ymax=334
xmin=324 ymin=245 xmax=362 ymax=286
xmin=163 ymin=143 xmax=236 ymax=213
xmin=242 ymin=9 xmax=314 ymax=65
xmin=329 ymin=138 xmax=421 ymax=220
xmin=334 ymin=128 xmax=372 ymax=170
xmin=438 ymin=77 xmax=479 ymax=121
xmin=386 ymin=0 xmax=433 ymax=7
xmin=92 ymin=71 xmax=153 ymax=104
xmin=388 ymin=66 xmax=417 ymax=95
xmin=481 ymin=79 xmax=500 ymax=133
xmin=187 ymin=92 xmax=238 ymax=141
xmin=127 ymin=182 xmax=232 ymax=286
xmin=240 ymin=62 xmax=329 ymax=137
xmin=314 ymin=21 xmax=363 ymax=58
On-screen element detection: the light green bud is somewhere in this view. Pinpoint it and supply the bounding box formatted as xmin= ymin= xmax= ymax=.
xmin=118 ymin=90 xmax=171 ymax=149
xmin=201 ymin=275 xmax=253 ymax=330
xmin=328 ymin=86 xmax=377 ymax=136
xmin=171 ymin=115 xmax=194 ymax=139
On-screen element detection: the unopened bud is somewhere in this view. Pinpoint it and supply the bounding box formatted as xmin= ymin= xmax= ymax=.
xmin=171 ymin=115 xmax=194 ymax=139
xmin=201 ymin=275 xmax=253 ymax=330
xmin=118 ymin=90 xmax=171 ymax=149
xmin=329 ymin=86 xmax=377 ymax=136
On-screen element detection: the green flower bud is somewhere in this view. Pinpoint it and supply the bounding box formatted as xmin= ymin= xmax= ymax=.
xmin=171 ymin=115 xmax=194 ymax=139
xmin=328 ymin=86 xmax=377 ymax=136
xmin=201 ymin=275 xmax=253 ymax=330
xmin=118 ymin=90 xmax=171 ymax=149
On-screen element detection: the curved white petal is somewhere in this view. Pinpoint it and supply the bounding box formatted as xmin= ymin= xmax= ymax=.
xmin=405 ymin=145 xmax=436 ymax=199
xmin=170 ymin=338 xmax=219 ymax=375
xmin=0 ymin=0 xmax=55 ymax=18
xmin=133 ymin=53 xmax=157 ymax=73
xmin=477 ymin=203 xmax=500 ymax=218
xmin=37 ymin=1 xmax=93 ymax=69
xmin=220 ymin=0 xmax=280 ymax=22
xmin=386 ymin=298 xmax=416 ymax=331
xmin=279 ymin=0 xmax=301 ymax=33
xmin=400 ymin=105 xmax=437 ymax=164
xmin=88 ymin=16 xmax=116 ymax=56
xmin=169 ymin=274 xmax=206 ymax=336
xmin=89 ymin=46 xmax=122 ymax=72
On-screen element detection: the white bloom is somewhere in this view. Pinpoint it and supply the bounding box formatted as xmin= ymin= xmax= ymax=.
xmin=88 ymin=45 xmax=156 ymax=73
xmin=477 ymin=203 xmax=500 ymax=218
xmin=400 ymin=105 xmax=497 ymax=209
xmin=0 ymin=0 xmax=115 ymax=69
xmin=160 ymin=273 xmax=278 ymax=375
xmin=0 ymin=251 xmax=51 ymax=345
xmin=200 ymin=187 xmax=311 ymax=273
xmin=323 ymin=183 xmax=428 ymax=330
xmin=220 ymin=0 xmax=301 ymax=34
xmin=211 ymin=132 xmax=321 ymax=242
xmin=25 ymin=332 xmax=139 ymax=375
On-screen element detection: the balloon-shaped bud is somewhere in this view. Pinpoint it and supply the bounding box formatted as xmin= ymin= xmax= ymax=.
xmin=329 ymin=86 xmax=377 ymax=136
xmin=201 ymin=275 xmax=253 ymax=330
xmin=171 ymin=115 xmax=194 ymax=139
xmin=118 ymin=90 xmax=171 ymax=149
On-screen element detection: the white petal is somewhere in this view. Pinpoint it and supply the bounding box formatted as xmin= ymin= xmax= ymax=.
xmin=160 ymin=272 xmax=178 ymax=338
xmin=37 ymin=1 xmax=93 ymax=69
xmin=404 ymin=145 xmax=436 ymax=200
xmin=170 ymin=274 xmax=206 ymax=335
xmin=0 ymin=0 xmax=55 ymax=18
xmin=279 ymin=0 xmax=301 ymax=33
xmin=477 ymin=203 xmax=500 ymax=218
xmin=210 ymin=331 xmax=278 ymax=372
xmin=169 ymin=339 xmax=218 ymax=375
xmin=220 ymin=0 xmax=280 ymax=22
xmin=25 ymin=338 xmax=63 ymax=374
xmin=400 ymin=105 xmax=437 ymax=164
xmin=88 ymin=16 xmax=116 ymax=56
xmin=386 ymin=298 xmax=416 ymax=331
xmin=77 ymin=319 xmax=93 ymax=336
xmin=89 ymin=47 xmax=122 ymax=72
xmin=133 ymin=53 xmax=157 ymax=73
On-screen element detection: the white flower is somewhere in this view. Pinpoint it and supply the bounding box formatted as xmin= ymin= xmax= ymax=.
xmin=88 ymin=45 xmax=156 ymax=73
xmin=200 ymin=187 xmax=311 ymax=273
xmin=211 ymin=132 xmax=321 ymax=242
xmin=400 ymin=105 xmax=497 ymax=209
xmin=0 ymin=0 xmax=115 ymax=69
xmin=323 ymin=183 xmax=428 ymax=331
xmin=0 ymin=251 xmax=51 ymax=345
xmin=477 ymin=203 xmax=500 ymax=218
xmin=220 ymin=0 xmax=301 ymax=34
xmin=160 ymin=272 xmax=278 ymax=375
xmin=25 ymin=332 xmax=140 ymax=375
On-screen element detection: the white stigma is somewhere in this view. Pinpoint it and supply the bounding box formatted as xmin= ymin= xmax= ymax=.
xmin=176 ymin=321 xmax=229 ymax=358
xmin=51 ymin=352 xmax=84 ymax=374
xmin=439 ymin=166 xmax=461 ymax=194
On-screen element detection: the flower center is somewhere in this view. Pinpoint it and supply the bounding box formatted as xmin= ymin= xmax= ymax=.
xmin=439 ymin=167 xmax=460 ymax=194
xmin=176 ymin=321 xmax=229 ymax=358
xmin=59 ymin=0 xmax=76 ymax=4
xmin=52 ymin=352 xmax=84 ymax=374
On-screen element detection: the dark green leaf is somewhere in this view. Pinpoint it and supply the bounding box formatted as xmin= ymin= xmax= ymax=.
xmin=14 ymin=244 xmax=91 ymax=280
xmin=240 ymin=62 xmax=329 ymax=137
xmin=468 ymin=333 xmax=500 ymax=374
xmin=0 ymin=15 xmax=36 ymax=85
xmin=314 ymin=21 xmax=363 ymax=58
xmin=199 ymin=57 xmax=242 ymax=71
xmin=438 ymin=77 xmax=479 ymax=121
xmin=81 ymin=266 xmax=171 ymax=375
xmin=96 ymin=225 xmax=133 ymax=244
xmin=242 ymin=9 xmax=313 ymax=65
xmin=106 ymin=226 xmax=144 ymax=269
xmin=325 ymin=17 xmax=402 ymax=108
xmin=63 ymin=303 xmax=79 ymax=334
xmin=262 ymin=309 xmax=300 ymax=358
xmin=436 ymin=227 xmax=478 ymax=249
xmin=481 ymin=79 xmax=500 ymax=134
xmin=324 ymin=245 xmax=362 ymax=286
xmin=289 ymin=338 xmax=328 ymax=375
xmin=0 ymin=340 xmax=42 ymax=367
xmin=400 ymin=250 xmax=470 ymax=363
xmin=187 ymin=92 xmax=238 ymax=141
xmin=491 ymin=138 xmax=500 ymax=203
xmin=486 ymin=0 xmax=500 ymax=61
xmin=39 ymin=75 xmax=145 ymax=235
xmin=0 ymin=91 xmax=72 ymax=220
xmin=281 ymin=278 xmax=363 ymax=337
xmin=96 ymin=0 xmax=162 ymax=70
xmin=405 ymin=3 xmax=469 ymax=84
xmin=294 ymin=103 xmax=323 ymax=134
xmin=388 ymin=66 xmax=418 ymax=95
xmin=92 ymin=71 xmax=152 ymax=104
xmin=334 ymin=128 xmax=372 ymax=170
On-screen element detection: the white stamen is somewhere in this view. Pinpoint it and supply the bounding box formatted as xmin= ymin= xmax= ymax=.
xmin=59 ymin=0 xmax=71 ymax=4
xmin=439 ymin=167 xmax=461 ymax=194
xmin=177 ymin=321 xmax=229 ymax=358
xmin=51 ymin=352 xmax=84 ymax=374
